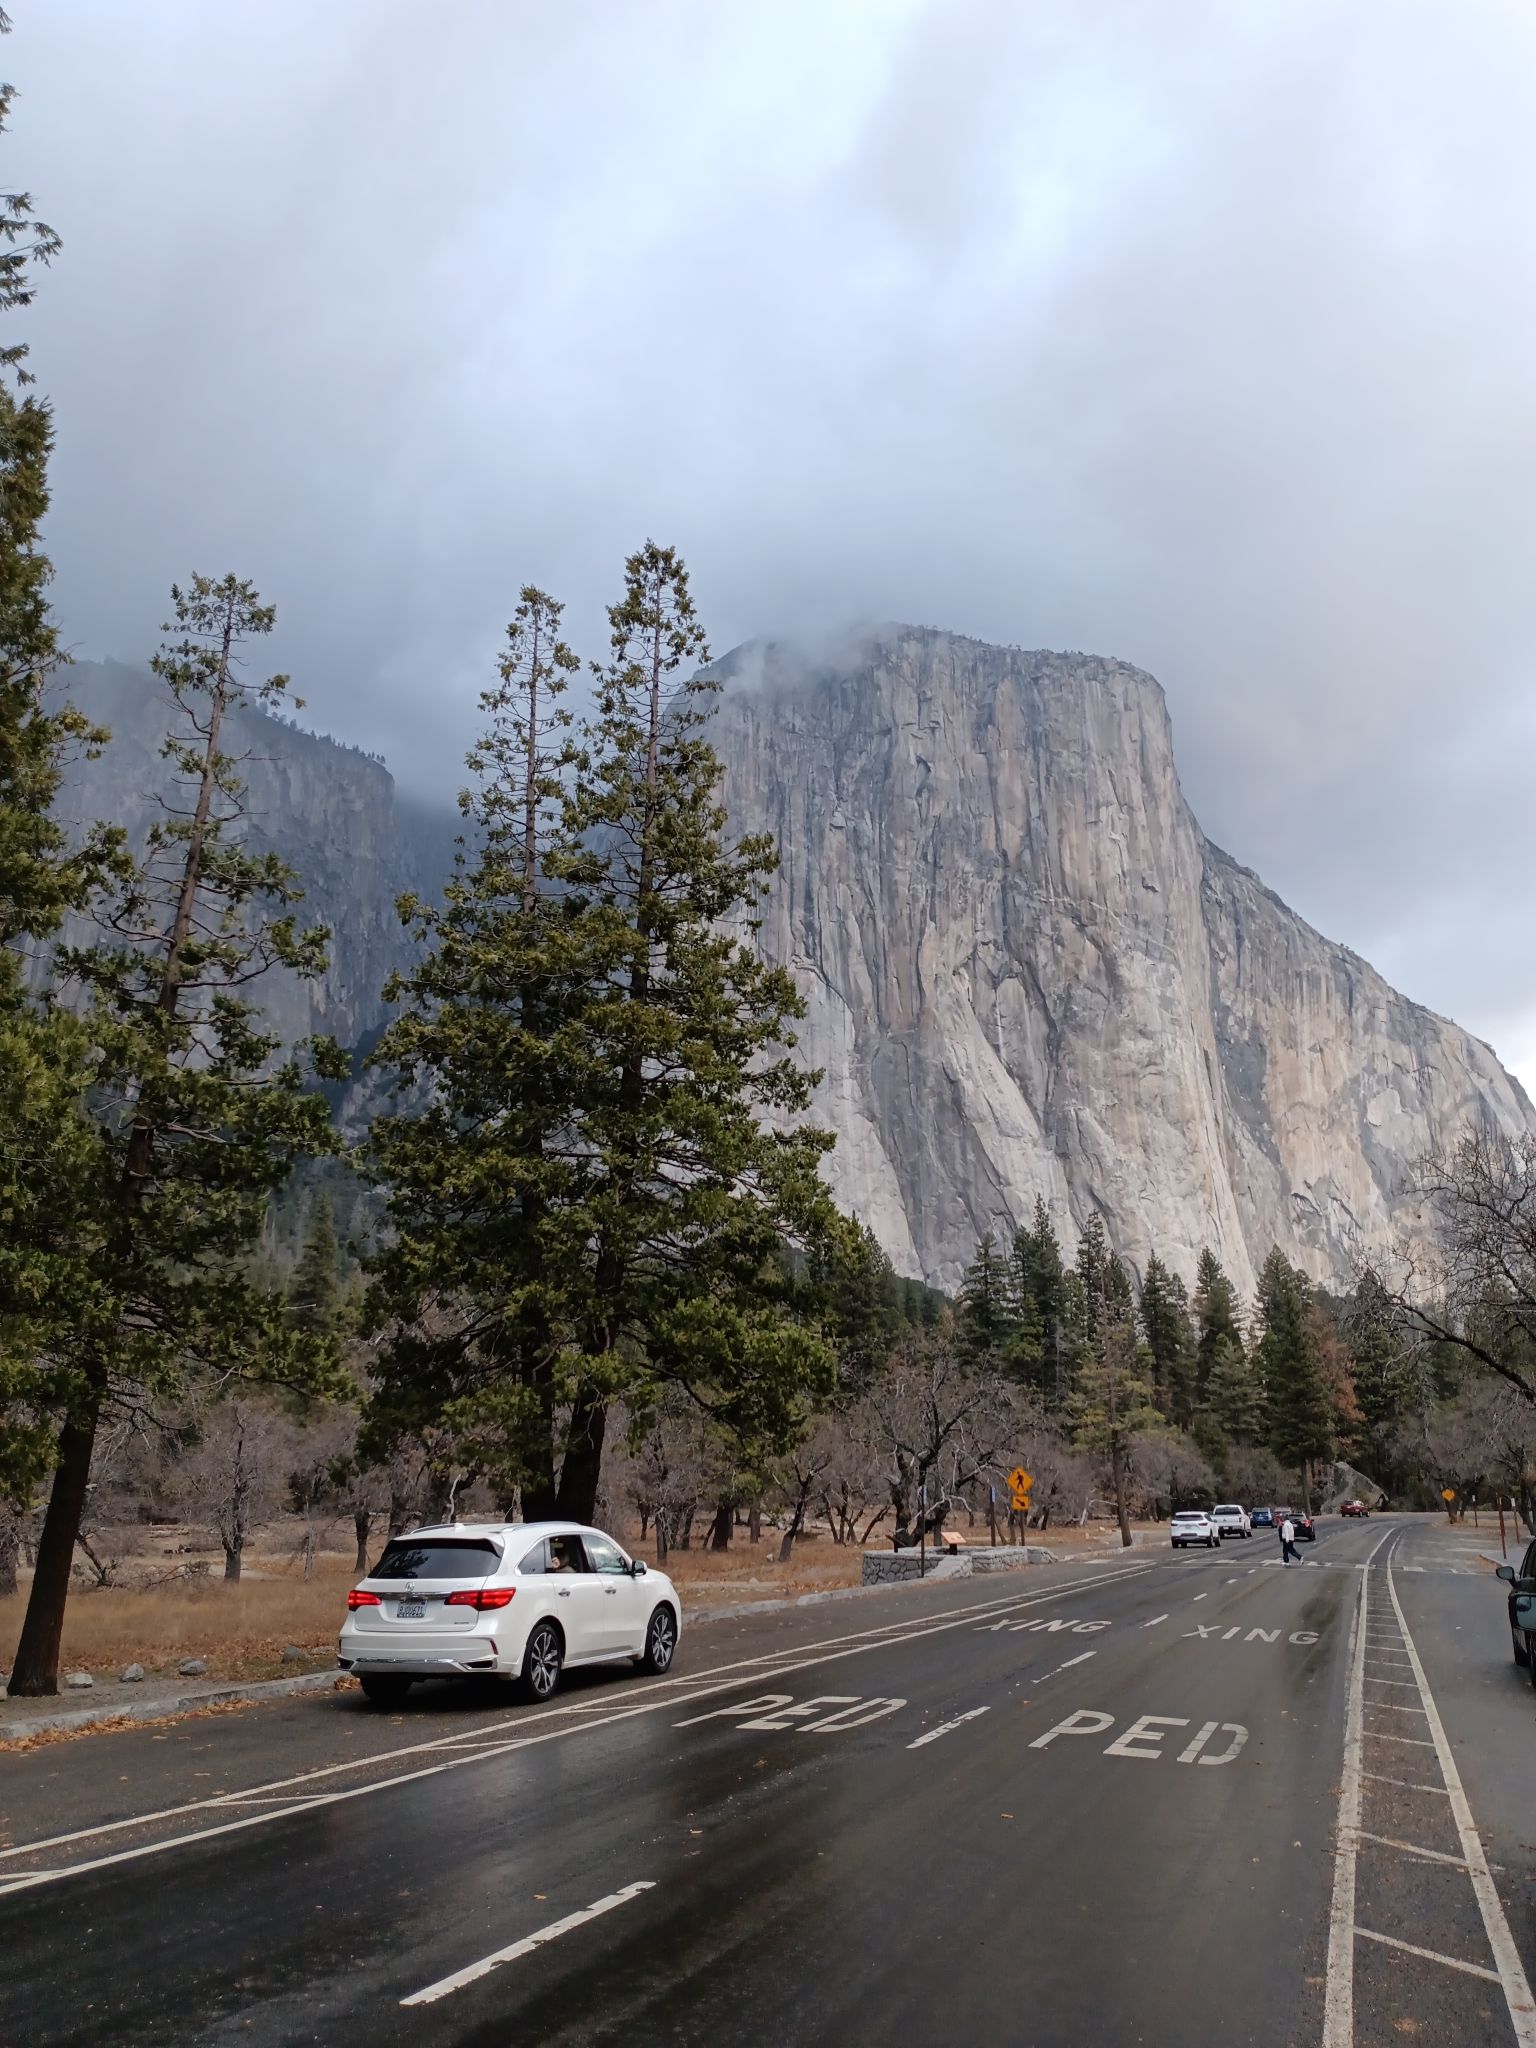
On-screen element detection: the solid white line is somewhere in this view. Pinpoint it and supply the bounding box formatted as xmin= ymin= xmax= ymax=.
xmin=1386 ymin=1559 xmax=1536 ymax=2043
xmin=1142 ymin=1614 xmax=1168 ymax=1628
xmin=1353 ymin=1926 xmax=1500 ymax=1982
xmin=0 ymin=1563 xmax=1156 ymax=1890
xmin=1039 ymin=1651 xmax=1096 ymax=1680
xmin=400 ymin=1881 xmax=655 ymax=2007
xmin=1322 ymin=1526 xmax=1389 ymax=2048
xmin=907 ymin=1707 xmax=990 ymax=1749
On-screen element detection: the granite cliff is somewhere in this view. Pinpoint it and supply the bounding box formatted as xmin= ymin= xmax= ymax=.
xmin=51 ymin=637 xmax=1534 ymax=1299
xmin=709 ymin=628 xmax=1535 ymax=1297
xmin=48 ymin=661 xmax=456 ymax=1055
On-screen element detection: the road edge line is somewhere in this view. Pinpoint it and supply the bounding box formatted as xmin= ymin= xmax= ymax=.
xmin=1386 ymin=1551 xmax=1536 ymax=2044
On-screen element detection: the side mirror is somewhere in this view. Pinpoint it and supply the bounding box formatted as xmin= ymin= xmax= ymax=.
xmin=630 ymin=1559 xmax=648 ymax=1577
xmin=1497 ymin=1564 xmax=1516 ymax=1582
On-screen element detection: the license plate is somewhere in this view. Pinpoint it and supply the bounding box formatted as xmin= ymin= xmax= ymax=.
xmin=397 ymin=1600 xmax=426 ymax=1620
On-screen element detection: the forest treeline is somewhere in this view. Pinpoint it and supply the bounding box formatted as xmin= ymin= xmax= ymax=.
xmin=3 ymin=27 xmax=1536 ymax=1698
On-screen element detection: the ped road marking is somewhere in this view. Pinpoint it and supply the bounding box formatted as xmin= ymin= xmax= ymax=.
xmin=674 ymin=1693 xmax=907 ymax=1733
xmin=1026 ymin=1709 xmax=1246 ymax=1765
xmin=401 ymin=1879 xmax=655 ymax=2008
xmin=0 ymin=1561 xmax=1153 ymax=1883
xmin=909 ymin=1708 xmax=990 ymax=1750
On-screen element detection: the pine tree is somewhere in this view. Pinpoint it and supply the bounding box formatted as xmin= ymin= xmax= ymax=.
xmin=1069 ymin=1234 xmax=1157 ymax=1549
xmin=1139 ymin=1253 xmax=1198 ymax=1423
xmin=288 ymin=1192 xmax=342 ymax=1336
xmin=1004 ymin=1197 xmax=1069 ymax=1399
xmin=1205 ymin=1332 xmax=1261 ymax=1444
xmin=8 ymin=577 xmax=343 ymax=1695
xmin=959 ymin=1232 xmax=1012 ymax=1357
xmin=1254 ymin=1246 xmax=1334 ymax=1504
xmin=367 ymin=548 xmax=843 ymax=1524
xmin=1194 ymin=1246 xmax=1244 ymax=1400
xmin=1344 ymin=1268 xmax=1424 ymax=1471
xmin=365 ymin=588 xmax=587 ymax=1517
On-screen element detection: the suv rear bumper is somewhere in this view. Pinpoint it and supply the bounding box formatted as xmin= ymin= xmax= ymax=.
xmin=340 ymin=1649 xmax=502 ymax=1677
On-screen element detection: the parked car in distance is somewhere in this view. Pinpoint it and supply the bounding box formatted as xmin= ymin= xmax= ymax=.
xmin=338 ymin=1520 xmax=682 ymax=1708
xmin=1496 ymin=1540 xmax=1536 ymax=1685
xmin=1171 ymin=1509 xmax=1221 ymax=1550
xmin=1250 ymin=1506 xmax=1274 ymax=1528
xmin=1211 ymin=1504 xmax=1252 ymax=1539
xmin=1340 ymin=1500 xmax=1370 ymax=1518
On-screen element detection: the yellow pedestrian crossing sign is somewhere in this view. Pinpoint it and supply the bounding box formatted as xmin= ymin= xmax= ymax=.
xmin=1008 ymin=1467 xmax=1033 ymax=1512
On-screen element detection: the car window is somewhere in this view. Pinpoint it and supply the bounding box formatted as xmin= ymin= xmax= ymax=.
xmin=547 ymin=1534 xmax=590 ymax=1573
xmin=584 ymin=1534 xmax=629 ymax=1575
xmin=519 ymin=1540 xmax=550 ymax=1574
xmin=1523 ymin=1541 xmax=1536 ymax=1579
xmin=368 ymin=1538 xmax=500 ymax=1581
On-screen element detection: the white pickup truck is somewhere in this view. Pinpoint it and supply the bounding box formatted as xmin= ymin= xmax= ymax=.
xmin=1211 ymin=1503 xmax=1252 ymax=1539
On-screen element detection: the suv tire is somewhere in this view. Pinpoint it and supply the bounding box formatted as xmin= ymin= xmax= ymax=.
xmin=638 ymin=1605 xmax=677 ymax=1675
xmin=1514 ymin=1625 xmax=1530 ymax=1669
xmin=520 ymin=1619 xmax=563 ymax=1703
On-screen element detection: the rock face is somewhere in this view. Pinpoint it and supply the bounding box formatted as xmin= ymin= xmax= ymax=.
xmin=709 ymin=628 xmax=1536 ymax=1296
xmin=48 ymin=661 xmax=455 ymax=1053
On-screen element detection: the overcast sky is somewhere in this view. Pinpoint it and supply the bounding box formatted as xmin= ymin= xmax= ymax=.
xmin=16 ymin=2 xmax=1536 ymax=1082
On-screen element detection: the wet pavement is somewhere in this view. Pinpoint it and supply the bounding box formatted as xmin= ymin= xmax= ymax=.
xmin=0 ymin=1517 xmax=1530 ymax=2046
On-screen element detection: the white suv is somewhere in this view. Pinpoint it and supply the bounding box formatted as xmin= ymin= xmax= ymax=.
xmin=338 ymin=1520 xmax=682 ymax=1708
xmin=1211 ymin=1504 xmax=1252 ymax=1540
xmin=1170 ymin=1509 xmax=1220 ymax=1549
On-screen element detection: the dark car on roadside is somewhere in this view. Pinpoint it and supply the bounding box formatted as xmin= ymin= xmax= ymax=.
xmin=1250 ymin=1506 xmax=1274 ymax=1528
xmin=1497 ymin=1539 xmax=1536 ymax=1686
xmin=1294 ymin=1512 xmax=1316 ymax=1541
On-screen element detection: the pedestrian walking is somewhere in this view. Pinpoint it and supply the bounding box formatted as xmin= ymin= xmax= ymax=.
xmin=1280 ymin=1515 xmax=1300 ymax=1565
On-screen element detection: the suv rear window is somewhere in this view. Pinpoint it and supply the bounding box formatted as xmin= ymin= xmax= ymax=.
xmin=368 ymin=1539 xmax=501 ymax=1581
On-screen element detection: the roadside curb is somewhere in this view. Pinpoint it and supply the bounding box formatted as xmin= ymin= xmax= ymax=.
xmin=0 ymin=1666 xmax=347 ymax=1745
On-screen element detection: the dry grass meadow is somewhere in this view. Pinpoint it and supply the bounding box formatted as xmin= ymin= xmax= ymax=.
xmin=0 ymin=1512 xmax=1154 ymax=1685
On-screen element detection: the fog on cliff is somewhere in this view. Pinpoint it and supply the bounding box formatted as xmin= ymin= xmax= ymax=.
xmin=16 ymin=1 xmax=1536 ymax=1083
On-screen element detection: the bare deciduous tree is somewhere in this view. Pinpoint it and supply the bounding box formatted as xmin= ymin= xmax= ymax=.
xmin=175 ymin=1400 xmax=287 ymax=1582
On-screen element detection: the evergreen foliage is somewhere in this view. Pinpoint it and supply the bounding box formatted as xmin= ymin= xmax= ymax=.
xmin=1193 ymin=1246 xmax=1244 ymax=1400
xmin=1253 ymin=1246 xmax=1334 ymax=1496
xmin=1139 ymin=1253 xmax=1198 ymax=1424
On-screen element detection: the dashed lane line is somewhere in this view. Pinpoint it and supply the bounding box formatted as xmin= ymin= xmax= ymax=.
xmin=907 ymin=1708 xmax=991 ymax=1750
xmin=401 ymin=1879 xmax=656 ymax=2008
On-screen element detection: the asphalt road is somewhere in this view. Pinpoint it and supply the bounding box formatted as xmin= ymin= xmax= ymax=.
xmin=2 ymin=1515 xmax=1532 ymax=2047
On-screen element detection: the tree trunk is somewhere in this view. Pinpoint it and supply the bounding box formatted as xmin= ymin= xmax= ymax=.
xmin=302 ymin=1529 xmax=316 ymax=1582
xmin=0 ymin=1509 xmax=18 ymax=1597
xmin=654 ymin=1509 xmax=670 ymax=1563
xmin=554 ymin=1390 xmax=607 ymax=1524
xmin=778 ymin=1497 xmax=807 ymax=1564
xmin=748 ymin=1502 xmax=761 ymax=1544
xmin=709 ymin=1499 xmax=733 ymax=1551
xmin=1110 ymin=1432 xmax=1133 ymax=1549
xmin=223 ymin=1541 xmax=242 ymax=1584
xmin=353 ymin=1506 xmax=372 ymax=1575
xmin=9 ymin=1391 xmax=101 ymax=1694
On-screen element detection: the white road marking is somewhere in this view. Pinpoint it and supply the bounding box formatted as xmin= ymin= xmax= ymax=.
xmin=1385 ymin=1556 xmax=1536 ymax=2044
xmin=1038 ymin=1651 xmax=1096 ymax=1681
xmin=1361 ymin=1771 xmax=1450 ymax=1797
xmin=1322 ymin=1526 xmax=1390 ymax=2048
xmin=1353 ymin=1927 xmax=1500 ymax=1982
xmin=400 ymin=1880 xmax=655 ymax=2008
xmin=1191 ymin=1593 xmax=1208 ymax=1602
xmin=1141 ymin=1614 xmax=1168 ymax=1628
xmin=1363 ymin=1731 xmax=1436 ymax=1747
xmin=1362 ymin=1701 xmax=1428 ymax=1716
xmin=908 ymin=1707 xmax=990 ymax=1749
xmin=1355 ymin=1830 xmax=1469 ymax=1869
xmin=0 ymin=1562 xmax=1154 ymax=1890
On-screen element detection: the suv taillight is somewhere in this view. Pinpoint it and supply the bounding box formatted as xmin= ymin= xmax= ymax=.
xmin=347 ymin=1589 xmax=381 ymax=1609
xmin=444 ymin=1587 xmax=516 ymax=1611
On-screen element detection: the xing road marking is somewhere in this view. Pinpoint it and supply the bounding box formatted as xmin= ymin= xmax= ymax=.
xmin=909 ymin=1708 xmax=991 ymax=1749
xmin=400 ymin=1880 xmax=656 ymax=2008
xmin=0 ymin=1561 xmax=1153 ymax=1894
xmin=1182 ymin=1625 xmax=1319 ymax=1645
